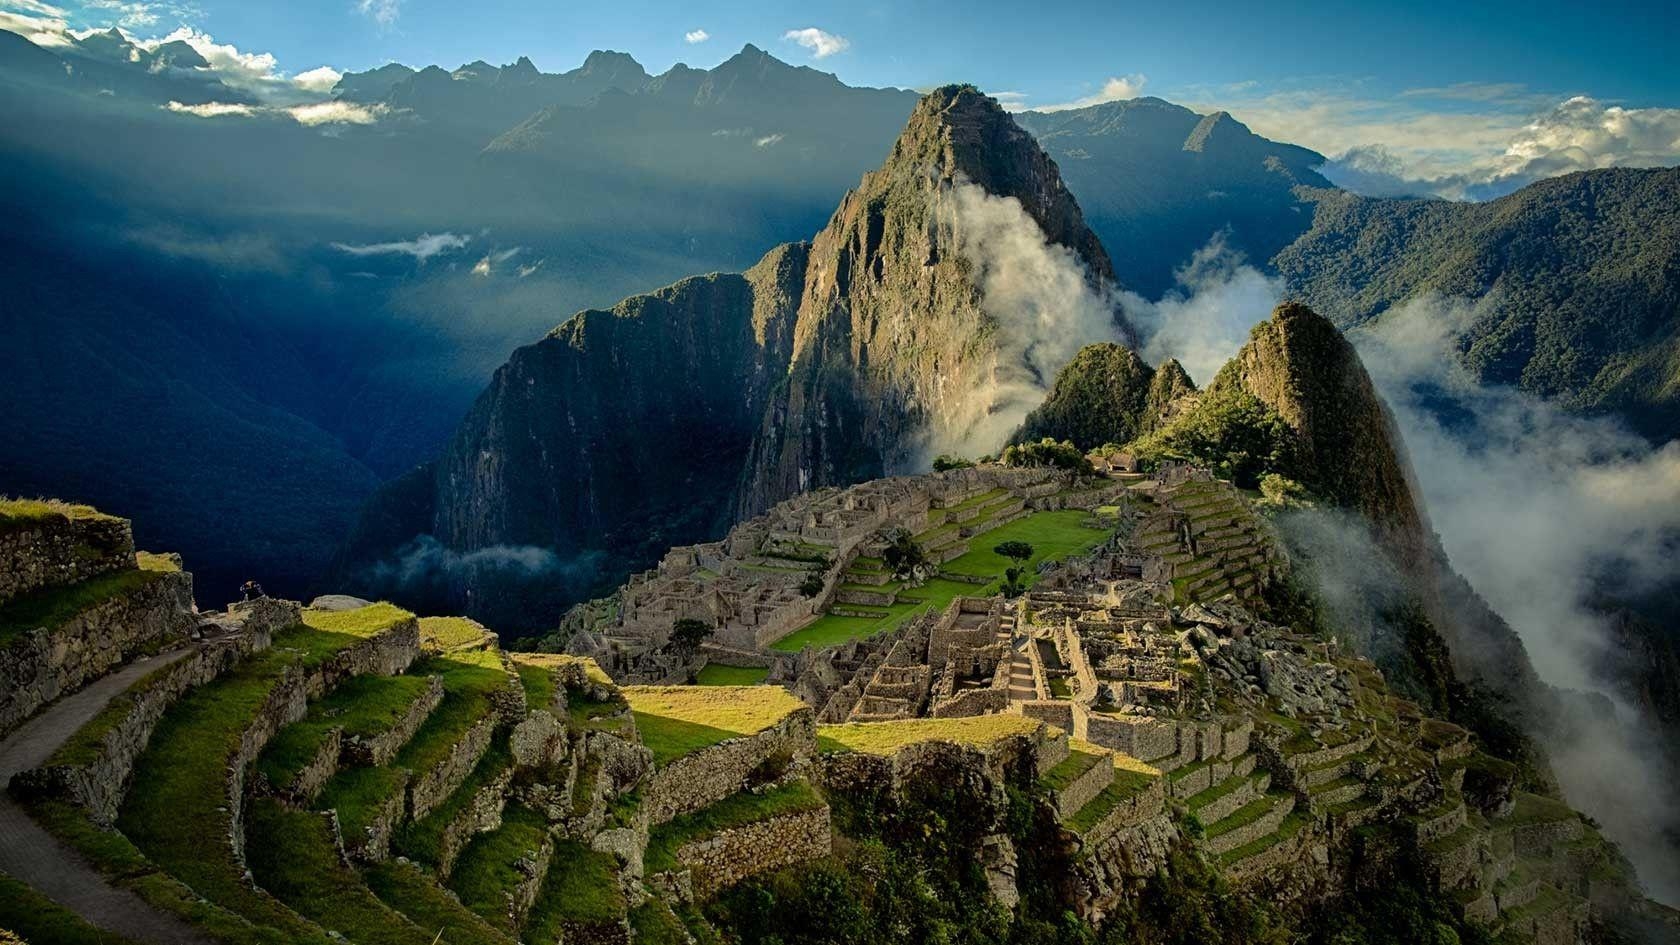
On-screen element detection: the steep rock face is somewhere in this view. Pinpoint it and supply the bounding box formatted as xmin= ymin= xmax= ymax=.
xmin=738 ymin=85 xmax=1130 ymax=512
xmin=434 ymin=244 xmax=807 ymax=559
xmin=1011 ymin=343 xmax=1186 ymax=449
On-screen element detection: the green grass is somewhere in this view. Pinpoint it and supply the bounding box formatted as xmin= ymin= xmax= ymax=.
xmin=513 ymin=659 xmax=557 ymax=710
xmin=316 ymin=764 xmax=407 ymax=844
xmin=1066 ymin=758 xmax=1162 ymax=834
xmin=0 ymin=497 xmax=114 ymax=533
xmin=1204 ymin=794 xmax=1286 ymax=840
xmin=244 ymin=799 xmax=432 ymax=945
xmin=118 ymin=622 xmax=400 ymax=941
xmin=628 ymin=900 xmax=690 ymax=945
xmin=447 ymin=805 xmax=551 ymax=933
xmin=392 ymin=733 xmax=512 ymax=866
xmin=0 ymin=567 xmax=166 ymax=647
xmin=1217 ymin=811 xmax=1310 ymax=865
xmin=770 ymin=511 xmax=1110 ymax=653
xmin=1188 ymin=774 xmax=1253 ymax=812
xmin=0 ymin=870 xmax=145 ymax=945
xmin=623 ymin=686 xmax=805 ymax=766
xmin=256 ymin=673 xmax=434 ymax=788
xmin=22 ymin=797 xmax=304 ymax=945
xmin=1048 ymin=676 xmax=1072 ymax=698
xmin=419 ymin=616 xmax=491 ymax=652
xmin=362 ymin=860 xmax=515 ymax=945
xmin=136 ymin=551 xmax=180 ymax=572
xmin=644 ymin=781 xmax=826 ymax=873
xmin=1505 ymin=792 xmax=1577 ymax=827
xmin=302 ymin=602 xmax=414 ymax=636
xmin=1041 ymin=748 xmax=1104 ymax=792
xmin=393 ymin=648 xmax=508 ymax=778
xmin=48 ymin=657 xmax=177 ymax=767
xmin=523 ymin=840 xmax=627 ymax=939
xmin=817 ymin=715 xmax=1045 ymax=755
xmin=695 ymin=663 xmax=770 ymax=686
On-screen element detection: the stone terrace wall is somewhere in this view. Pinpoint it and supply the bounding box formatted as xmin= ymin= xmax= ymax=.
xmin=677 ymin=804 xmax=833 ymax=899
xmin=642 ymin=709 xmax=816 ymax=826
xmin=0 ymin=512 xmax=134 ymax=604
xmin=14 ymin=606 xmax=285 ymax=824
xmin=0 ymin=569 xmax=195 ymax=734
xmin=227 ymin=614 xmax=420 ymax=864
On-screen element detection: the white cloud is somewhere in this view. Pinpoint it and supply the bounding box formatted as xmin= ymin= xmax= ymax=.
xmin=1122 ymin=233 xmax=1284 ymax=384
xmin=471 ymin=247 xmax=523 ymax=277
xmin=0 ymin=2 xmax=71 ymax=46
xmin=135 ymin=26 xmax=277 ymax=85
xmin=81 ymin=0 xmax=199 ymax=29
xmin=753 ymin=133 xmax=783 ymax=148
xmin=287 ymin=99 xmax=383 ymax=125
xmin=782 ymin=27 xmax=848 ymax=59
xmin=684 ymin=28 xmax=708 ymax=44
xmin=291 ymin=65 xmax=341 ymax=93
xmin=164 ymin=99 xmax=253 ymax=117
xmin=517 ymin=260 xmax=544 ymax=278
xmin=357 ymin=0 xmax=400 ymax=28
xmin=1032 ymin=74 xmax=1148 ymax=112
xmin=331 ymin=232 xmax=470 ymax=262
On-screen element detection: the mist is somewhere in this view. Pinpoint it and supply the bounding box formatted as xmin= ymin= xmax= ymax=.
xmin=1356 ymin=297 xmax=1680 ymax=904
xmin=1121 ymin=233 xmax=1284 ymax=385
xmin=933 ymin=180 xmax=1127 ymax=458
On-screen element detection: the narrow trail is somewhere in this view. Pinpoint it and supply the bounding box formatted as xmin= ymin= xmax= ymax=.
xmin=0 ymin=647 xmax=215 ymax=945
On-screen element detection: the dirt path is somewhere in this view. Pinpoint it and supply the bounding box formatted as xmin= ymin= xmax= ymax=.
xmin=0 ymin=648 xmax=215 ymax=945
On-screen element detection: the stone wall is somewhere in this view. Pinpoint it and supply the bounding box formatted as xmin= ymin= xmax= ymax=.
xmin=641 ymin=709 xmax=816 ymax=826
xmin=1083 ymin=713 xmax=1178 ymax=763
xmin=409 ymin=715 xmax=497 ymax=820
xmin=0 ymin=512 xmax=134 ymax=604
xmin=344 ymin=675 xmax=445 ymax=767
xmin=14 ymin=614 xmax=279 ymax=824
xmin=675 ymin=804 xmax=833 ymax=900
xmin=437 ymin=764 xmax=515 ymax=878
xmin=0 ymin=569 xmax=195 ymax=735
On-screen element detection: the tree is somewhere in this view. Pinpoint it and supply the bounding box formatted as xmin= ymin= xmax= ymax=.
xmin=994 ymin=540 xmax=1034 ymax=564
xmin=1002 ymin=566 xmax=1028 ymax=598
xmin=880 ymin=529 xmax=928 ymax=580
xmin=799 ymin=571 xmax=825 ymax=597
xmin=999 ymin=438 xmax=1093 ymax=475
xmin=932 ymin=454 xmax=974 ymax=471
xmin=668 ymin=617 xmax=713 ymax=654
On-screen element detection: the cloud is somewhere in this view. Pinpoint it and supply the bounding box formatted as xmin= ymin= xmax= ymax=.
xmin=1353 ymin=295 xmax=1680 ymax=905
xmin=516 ymin=260 xmax=544 ymax=278
xmin=782 ymin=27 xmax=848 ymax=58
xmin=1181 ymin=79 xmax=1680 ymax=201
xmin=356 ymin=0 xmax=400 ymax=28
xmin=81 ymin=0 xmax=199 ymax=29
xmin=753 ymin=133 xmax=783 ymax=148
xmin=1032 ymin=73 xmax=1148 ymax=112
xmin=331 ymin=232 xmax=470 ymax=262
xmin=164 ymin=99 xmax=253 ymax=117
xmin=1121 ymin=233 xmax=1284 ymax=384
xmin=291 ymin=64 xmax=341 ymax=93
xmin=0 ymin=2 xmax=71 ymax=46
xmin=923 ymin=180 xmax=1126 ymax=462
xmin=684 ymin=28 xmax=709 ymax=44
xmin=471 ymin=247 xmax=523 ymax=277
xmin=286 ymin=99 xmax=383 ymax=125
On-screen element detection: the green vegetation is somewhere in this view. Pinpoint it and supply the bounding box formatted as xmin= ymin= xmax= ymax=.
xmin=0 ymin=567 xmax=167 ymax=648
xmin=317 ymin=764 xmax=407 ymax=844
xmin=257 ymin=673 xmax=433 ymax=787
xmin=511 ymin=656 xmax=556 ymax=710
xmin=524 ymin=840 xmax=626 ymax=940
xmin=0 ymin=497 xmax=113 ymax=533
xmin=118 ymin=620 xmax=401 ymax=941
xmin=931 ymin=454 xmax=974 ymax=471
xmin=302 ymin=601 xmax=413 ymax=636
xmin=418 ymin=615 xmax=490 ymax=652
xmin=392 ymin=647 xmax=508 ymax=778
xmin=1000 ymin=437 xmax=1093 ymax=473
xmin=1066 ymin=759 xmax=1162 ymax=835
xmin=628 ymin=900 xmax=691 ymax=945
xmin=668 ymin=617 xmax=714 ymax=655
xmin=0 ymin=870 xmax=144 ymax=945
xmin=817 ymin=715 xmax=1043 ymax=755
xmin=695 ymin=663 xmax=770 ymax=686
xmin=645 ymin=781 xmax=826 ymax=873
xmin=244 ymin=799 xmax=430 ymax=945
xmin=392 ymin=734 xmax=511 ymax=866
xmin=1123 ymin=385 xmax=1295 ymax=489
xmin=447 ymin=805 xmax=551 ymax=933
xmin=1040 ymin=747 xmax=1104 ymax=792
xmin=624 ymin=685 xmax=804 ymax=765
xmin=48 ymin=658 xmax=177 ymax=767
xmin=362 ymin=860 xmax=515 ymax=945
xmin=136 ymin=551 xmax=180 ymax=572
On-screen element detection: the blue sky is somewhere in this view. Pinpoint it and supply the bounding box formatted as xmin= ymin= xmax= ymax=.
xmin=6 ymin=0 xmax=1679 ymax=196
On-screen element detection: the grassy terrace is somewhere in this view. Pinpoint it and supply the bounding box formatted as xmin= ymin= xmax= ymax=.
xmin=817 ymin=714 xmax=1044 ymax=755
xmin=511 ymin=655 xmax=558 ymax=709
xmin=392 ymin=733 xmax=512 ymax=865
xmin=0 ymin=565 xmax=168 ymax=647
xmin=1066 ymin=756 xmax=1162 ymax=835
xmin=448 ymin=804 xmax=551 ymax=933
xmin=256 ymin=673 xmax=434 ymax=787
xmin=363 ymin=860 xmax=514 ymax=945
xmin=392 ymin=647 xmax=507 ymax=776
xmin=1218 ymin=810 xmax=1310 ymax=866
xmin=1041 ymin=746 xmax=1105 ymax=792
xmin=623 ymin=685 xmax=805 ymax=766
xmin=695 ymin=663 xmax=770 ymax=686
xmin=118 ymin=606 xmax=413 ymax=941
xmin=644 ymin=781 xmax=826 ymax=873
xmin=524 ymin=840 xmax=627 ymax=943
xmin=0 ymin=496 xmax=115 ymax=533
xmin=418 ymin=615 xmax=491 ymax=652
xmin=770 ymin=510 xmax=1109 ymax=653
xmin=245 ymin=799 xmax=431 ymax=945
xmin=1204 ymin=793 xmax=1287 ymax=840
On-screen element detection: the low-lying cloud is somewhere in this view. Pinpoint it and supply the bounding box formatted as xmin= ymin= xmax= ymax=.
xmin=162 ymin=98 xmax=385 ymax=125
xmin=1023 ymin=74 xmax=1149 ymax=113
xmin=1121 ymin=233 xmax=1283 ymax=384
xmin=1355 ymin=295 xmax=1680 ymax=904
xmin=331 ymin=232 xmax=470 ymax=263
xmin=929 ymin=180 xmax=1127 ymax=460
xmin=782 ymin=27 xmax=848 ymax=59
